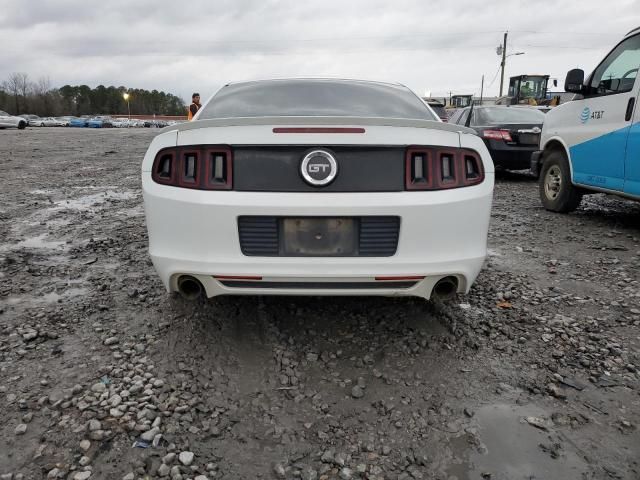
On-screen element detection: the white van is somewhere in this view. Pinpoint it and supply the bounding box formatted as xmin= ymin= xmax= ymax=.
xmin=532 ymin=26 xmax=640 ymax=212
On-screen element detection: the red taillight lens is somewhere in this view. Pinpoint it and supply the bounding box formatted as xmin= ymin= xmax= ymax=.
xmin=406 ymin=149 xmax=433 ymax=190
xmin=152 ymin=146 xmax=232 ymax=190
xmin=482 ymin=129 xmax=512 ymax=142
xmin=405 ymin=147 xmax=484 ymax=190
xmin=153 ymin=151 xmax=175 ymax=185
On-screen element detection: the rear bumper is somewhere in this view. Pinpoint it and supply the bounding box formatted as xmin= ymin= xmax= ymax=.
xmin=488 ymin=147 xmax=537 ymax=170
xmin=142 ymin=174 xmax=494 ymax=300
xmin=151 ymin=257 xmax=487 ymax=299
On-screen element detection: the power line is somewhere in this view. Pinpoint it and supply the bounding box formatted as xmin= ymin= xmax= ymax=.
xmin=508 ymin=29 xmax=619 ymax=36
xmin=486 ymin=62 xmax=502 ymax=90
xmin=515 ymin=43 xmax=608 ymax=50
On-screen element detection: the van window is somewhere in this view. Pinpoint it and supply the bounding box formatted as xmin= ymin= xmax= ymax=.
xmin=448 ymin=109 xmax=463 ymax=124
xmin=589 ymin=34 xmax=640 ymax=95
xmin=458 ymin=109 xmax=470 ymax=125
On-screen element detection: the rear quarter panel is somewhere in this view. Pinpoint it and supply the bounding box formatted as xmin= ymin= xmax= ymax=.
xmin=141 ymin=130 xmax=178 ymax=172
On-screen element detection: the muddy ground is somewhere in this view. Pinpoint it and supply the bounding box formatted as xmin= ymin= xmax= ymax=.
xmin=0 ymin=127 xmax=639 ymax=480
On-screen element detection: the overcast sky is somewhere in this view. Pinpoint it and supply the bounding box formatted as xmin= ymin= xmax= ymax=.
xmin=1 ymin=0 xmax=639 ymax=104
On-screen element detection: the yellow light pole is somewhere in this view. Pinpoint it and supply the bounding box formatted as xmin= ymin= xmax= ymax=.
xmin=123 ymin=92 xmax=131 ymax=123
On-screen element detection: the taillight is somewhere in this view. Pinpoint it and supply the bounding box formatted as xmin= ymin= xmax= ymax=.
xmin=151 ymin=146 xmax=233 ymax=190
xmin=482 ymin=130 xmax=512 ymax=142
xmin=405 ymin=147 xmax=484 ymax=190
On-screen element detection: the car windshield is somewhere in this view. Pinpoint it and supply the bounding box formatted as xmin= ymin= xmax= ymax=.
xmin=477 ymin=107 xmax=545 ymax=124
xmin=199 ymin=79 xmax=437 ymax=120
xmin=0 ymin=111 xmax=8 ymax=116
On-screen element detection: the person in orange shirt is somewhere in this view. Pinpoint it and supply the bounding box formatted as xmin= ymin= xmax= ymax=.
xmin=187 ymin=93 xmax=201 ymax=120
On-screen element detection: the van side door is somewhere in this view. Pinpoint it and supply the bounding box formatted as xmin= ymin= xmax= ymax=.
xmin=624 ymin=43 xmax=640 ymax=196
xmin=570 ymin=33 xmax=640 ymax=192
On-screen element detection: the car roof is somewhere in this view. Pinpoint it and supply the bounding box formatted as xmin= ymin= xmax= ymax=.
xmin=221 ymin=77 xmax=408 ymax=90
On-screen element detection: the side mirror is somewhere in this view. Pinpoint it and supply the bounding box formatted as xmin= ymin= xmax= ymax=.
xmin=553 ymin=79 xmax=558 ymax=88
xmin=565 ymin=69 xmax=585 ymax=93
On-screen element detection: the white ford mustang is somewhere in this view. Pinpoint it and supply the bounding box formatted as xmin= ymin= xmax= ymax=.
xmin=142 ymin=79 xmax=494 ymax=300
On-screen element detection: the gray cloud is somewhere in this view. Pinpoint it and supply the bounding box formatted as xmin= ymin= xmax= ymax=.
xmin=1 ymin=0 xmax=638 ymax=103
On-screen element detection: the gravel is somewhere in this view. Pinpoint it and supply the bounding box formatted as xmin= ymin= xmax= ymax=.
xmin=14 ymin=424 xmax=27 ymax=435
xmin=178 ymin=451 xmax=194 ymax=467
xmin=350 ymin=385 xmax=364 ymax=398
xmin=0 ymin=129 xmax=638 ymax=479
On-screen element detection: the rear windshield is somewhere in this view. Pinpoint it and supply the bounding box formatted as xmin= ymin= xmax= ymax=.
xmin=198 ymin=80 xmax=437 ymax=120
xmin=477 ymin=107 xmax=545 ymax=124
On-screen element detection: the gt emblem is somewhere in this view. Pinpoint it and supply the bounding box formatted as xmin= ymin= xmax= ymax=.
xmin=301 ymin=150 xmax=338 ymax=186
xmin=308 ymin=163 xmax=330 ymax=173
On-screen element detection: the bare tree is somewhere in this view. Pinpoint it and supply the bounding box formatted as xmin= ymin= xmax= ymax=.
xmin=18 ymin=73 xmax=30 ymax=98
xmin=32 ymin=76 xmax=50 ymax=96
xmin=4 ymin=73 xmax=24 ymax=113
xmin=3 ymin=72 xmax=30 ymax=114
xmin=32 ymin=76 xmax=52 ymax=115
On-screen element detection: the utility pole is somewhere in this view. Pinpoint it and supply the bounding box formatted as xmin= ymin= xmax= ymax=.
xmin=123 ymin=93 xmax=131 ymax=122
xmin=499 ymin=31 xmax=507 ymax=97
xmin=448 ymin=91 xmax=453 ymax=107
xmin=480 ymin=74 xmax=484 ymax=104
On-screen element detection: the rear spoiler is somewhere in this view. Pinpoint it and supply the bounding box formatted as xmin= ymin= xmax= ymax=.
xmin=159 ymin=116 xmax=475 ymax=135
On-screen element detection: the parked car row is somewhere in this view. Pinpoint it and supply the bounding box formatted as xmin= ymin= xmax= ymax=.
xmin=0 ymin=114 xmax=184 ymax=129
xmin=67 ymin=116 xmax=180 ymax=128
xmin=32 ymin=117 xmax=68 ymax=127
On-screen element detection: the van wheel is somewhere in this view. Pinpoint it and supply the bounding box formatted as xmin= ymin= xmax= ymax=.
xmin=539 ymin=149 xmax=582 ymax=213
xmin=18 ymin=121 xmax=26 ymax=130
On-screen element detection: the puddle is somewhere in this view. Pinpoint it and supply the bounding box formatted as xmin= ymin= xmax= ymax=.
xmin=41 ymin=287 xmax=88 ymax=303
xmin=9 ymin=189 xmax=136 ymax=240
xmin=5 ymin=287 xmax=88 ymax=306
xmin=98 ymin=261 xmax=123 ymax=270
xmin=29 ymin=189 xmax=57 ymax=195
xmin=0 ymin=234 xmax=67 ymax=253
xmin=117 ymin=204 xmax=144 ymax=217
xmin=53 ymin=190 xmax=136 ymax=211
xmin=448 ymin=403 xmax=588 ymax=480
xmin=26 ymin=217 xmax=73 ymax=228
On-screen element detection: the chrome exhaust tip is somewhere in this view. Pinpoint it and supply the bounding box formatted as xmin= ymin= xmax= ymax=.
xmin=177 ymin=275 xmax=204 ymax=300
xmin=431 ymin=276 xmax=458 ymax=300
